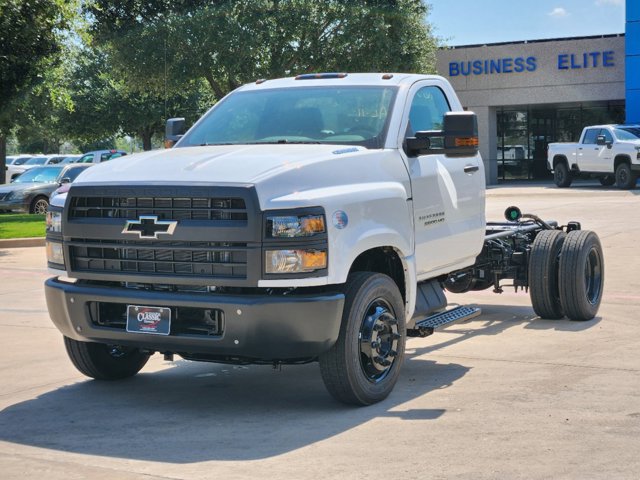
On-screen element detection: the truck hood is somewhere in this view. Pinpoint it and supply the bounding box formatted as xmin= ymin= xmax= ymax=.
xmin=73 ymin=144 xmax=369 ymax=185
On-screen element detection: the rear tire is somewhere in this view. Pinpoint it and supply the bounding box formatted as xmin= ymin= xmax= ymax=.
xmin=615 ymin=163 xmax=637 ymax=189
xmin=599 ymin=175 xmax=615 ymax=186
xmin=558 ymin=231 xmax=604 ymax=321
xmin=529 ymin=230 xmax=566 ymax=319
xmin=64 ymin=336 xmax=150 ymax=380
xmin=554 ymin=162 xmax=572 ymax=188
xmin=319 ymin=272 xmax=406 ymax=406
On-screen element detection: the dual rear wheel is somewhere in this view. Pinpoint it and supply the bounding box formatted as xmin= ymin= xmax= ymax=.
xmin=529 ymin=230 xmax=604 ymax=321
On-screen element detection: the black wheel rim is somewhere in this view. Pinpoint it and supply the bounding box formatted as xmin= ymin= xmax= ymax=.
xmin=619 ymin=168 xmax=628 ymax=185
xmin=584 ymin=247 xmax=603 ymax=305
xmin=359 ymin=298 xmax=400 ymax=383
xmin=556 ymin=168 xmax=565 ymax=184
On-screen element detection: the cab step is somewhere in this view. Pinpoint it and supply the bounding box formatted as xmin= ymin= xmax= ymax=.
xmin=407 ymin=306 xmax=482 ymax=337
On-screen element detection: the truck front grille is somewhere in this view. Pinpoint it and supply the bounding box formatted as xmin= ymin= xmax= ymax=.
xmin=69 ymin=196 xmax=247 ymax=221
xmin=63 ymin=185 xmax=261 ymax=285
xmin=69 ymin=240 xmax=248 ymax=279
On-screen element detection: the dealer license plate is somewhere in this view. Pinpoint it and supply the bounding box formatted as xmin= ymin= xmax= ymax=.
xmin=126 ymin=305 xmax=171 ymax=335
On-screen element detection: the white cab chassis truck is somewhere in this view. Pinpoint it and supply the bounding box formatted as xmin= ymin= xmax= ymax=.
xmin=547 ymin=124 xmax=640 ymax=189
xmin=45 ymin=74 xmax=604 ymax=405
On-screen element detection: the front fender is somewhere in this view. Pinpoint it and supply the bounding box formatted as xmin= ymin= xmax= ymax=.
xmin=257 ymin=182 xmax=414 ymax=286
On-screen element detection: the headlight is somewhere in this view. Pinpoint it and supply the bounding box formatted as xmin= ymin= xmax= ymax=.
xmin=46 ymin=210 xmax=63 ymax=233
xmin=46 ymin=241 xmax=65 ymax=266
xmin=266 ymin=214 xmax=325 ymax=238
xmin=265 ymin=249 xmax=327 ymax=274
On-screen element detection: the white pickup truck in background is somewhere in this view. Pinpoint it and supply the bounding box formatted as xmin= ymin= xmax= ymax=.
xmin=547 ymin=124 xmax=640 ymax=189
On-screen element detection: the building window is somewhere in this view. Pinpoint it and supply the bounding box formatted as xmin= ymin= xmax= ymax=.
xmin=496 ymin=102 xmax=625 ymax=181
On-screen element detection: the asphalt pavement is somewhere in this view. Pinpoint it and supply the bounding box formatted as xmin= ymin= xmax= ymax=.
xmin=1 ymin=182 xmax=639 ymax=479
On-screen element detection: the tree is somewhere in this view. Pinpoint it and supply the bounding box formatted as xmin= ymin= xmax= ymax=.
xmin=61 ymin=48 xmax=210 ymax=150
xmin=0 ymin=0 xmax=73 ymax=182
xmin=87 ymin=0 xmax=438 ymax=101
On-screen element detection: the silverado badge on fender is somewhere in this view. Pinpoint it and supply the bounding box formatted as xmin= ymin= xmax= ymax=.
xmin=122 ymin=215 xmax=177 ymax=239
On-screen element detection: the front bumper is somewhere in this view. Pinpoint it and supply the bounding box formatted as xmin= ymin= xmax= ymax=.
xmin=45 ymin=277 xmax=344 ymax=361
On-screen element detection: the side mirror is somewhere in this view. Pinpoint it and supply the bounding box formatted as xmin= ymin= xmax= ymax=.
xmin=165 ymin=117 xmax=186 ymax=148
xmin=59 ymin=177 xmax=71 ymax=184
xmin=405 ymin=111 xmax=478 ymax=157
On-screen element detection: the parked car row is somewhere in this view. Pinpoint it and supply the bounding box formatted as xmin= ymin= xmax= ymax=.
xmin=1 ymin=149 xmax=129 ymax=214
xmin=4 ymin=150 xmax=126 ymax=184
xmin=0 ymin=164 xmax=92 ymax=214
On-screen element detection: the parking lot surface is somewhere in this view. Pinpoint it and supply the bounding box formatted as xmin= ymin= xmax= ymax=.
xmin=1 ymin=182 xmax=639 ymax=479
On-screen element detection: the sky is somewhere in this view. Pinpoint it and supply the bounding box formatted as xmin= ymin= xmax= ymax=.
xmin=428 ymin=0 xmax=626 ymax=46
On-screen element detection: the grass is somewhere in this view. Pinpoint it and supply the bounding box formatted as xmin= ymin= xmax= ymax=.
xmin=0 ymin=214 xmax=46 ymax=239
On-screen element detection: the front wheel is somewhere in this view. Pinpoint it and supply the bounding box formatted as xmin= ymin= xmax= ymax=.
xmin=319 ymin=272 xmax=406 ymax=406
xmin=615 ymin=163 xmax=637 ymax=189
xmin=554 ymin=162 xmax=572 ymax=188
xmin=30 ymin=195 xmax=49 ymax=215
xmin=64 ymin=337 xmax=150 ymax=380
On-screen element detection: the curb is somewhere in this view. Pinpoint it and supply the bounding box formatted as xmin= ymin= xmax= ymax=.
xmin=0 ymin=237 xmax=46 ymax=248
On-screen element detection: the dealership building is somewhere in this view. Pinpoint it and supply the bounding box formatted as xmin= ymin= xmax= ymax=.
xmin=435 ymin=0 xmax=639 ymax=184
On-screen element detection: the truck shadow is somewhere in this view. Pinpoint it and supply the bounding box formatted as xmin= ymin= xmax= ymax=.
xmin=409 ymin=303 xmax=600 ymax=357
xmin=0 ymin=350 xmax=467 ymax=463
xmin=543 ymin=184 xmax=640 ymax=195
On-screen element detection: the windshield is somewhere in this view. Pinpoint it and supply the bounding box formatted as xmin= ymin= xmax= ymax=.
xmin=614 ymin=127 xmax=640 ymax=141
xmin=179 ymin=86 xmax=398 ymax=149
xmin=13 ymin=157 xmax=32 ymax=165
xmin=13 ymin=166 xmax=63 ymax=183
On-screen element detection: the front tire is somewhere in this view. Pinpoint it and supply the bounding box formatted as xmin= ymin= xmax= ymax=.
xmin=30 ymin=195 xmax=49 ymax=215
xmin=615 ymin=163 xmax=637 ymax=189
xmin=319 ymin=272 xmax=406 ymax=406
xmin=558 ymin=231 xmax=604 ymax=321
xmin=554 ymin=162 xmax=572 ymax=188
xmin=529 ymin=230 xmax=566 ymax=319
xmin=64 ymin=337 xmax=150 ymax=380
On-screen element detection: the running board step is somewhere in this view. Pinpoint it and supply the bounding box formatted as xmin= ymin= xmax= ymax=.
xmin=407 ymin=306 xmax=482 ymax=338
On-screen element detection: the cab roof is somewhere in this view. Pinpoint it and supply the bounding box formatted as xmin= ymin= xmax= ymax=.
xmin=237 ymin=73 xmax=445 ymax=91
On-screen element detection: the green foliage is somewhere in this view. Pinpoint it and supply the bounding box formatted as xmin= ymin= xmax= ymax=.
xmin=88 ymin=0 xmax=438 ymax=99
xmin=0 ymin=0 xmax=74 ymax=132
xmin=0 ymin=214 xmax=46 ymax=239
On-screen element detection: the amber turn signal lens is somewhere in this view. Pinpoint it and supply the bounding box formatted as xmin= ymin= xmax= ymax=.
xmin=454 ymin=137 xmax=479 ymax=147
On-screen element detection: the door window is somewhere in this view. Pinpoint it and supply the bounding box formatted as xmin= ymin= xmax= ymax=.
xmin=406 ymin=86 xmax=450 ymax=137
xmin=600 ymin=129 xmax=613 ymax=143
xmin=582 ymin=129 xmax=600 ymax=144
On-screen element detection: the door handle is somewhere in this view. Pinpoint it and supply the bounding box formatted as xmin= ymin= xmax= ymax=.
xmin=464 ymin=165 xmax=480 ymax=174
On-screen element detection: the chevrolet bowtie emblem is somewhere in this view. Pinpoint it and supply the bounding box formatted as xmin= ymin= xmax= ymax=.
xmin=122 ymin=215 xmax=177 ymax=239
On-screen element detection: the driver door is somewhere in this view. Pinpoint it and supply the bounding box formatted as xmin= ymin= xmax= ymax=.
xmin=400 ymin=82 xmax=485 ymax=277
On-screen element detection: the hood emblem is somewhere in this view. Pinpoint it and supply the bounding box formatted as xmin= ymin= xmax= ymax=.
xmin=122 ymin=215 xmax=177 ymax=239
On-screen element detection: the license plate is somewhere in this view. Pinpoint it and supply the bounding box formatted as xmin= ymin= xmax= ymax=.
xmin=126 ymin=305 xmax=171 ymax=335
